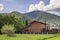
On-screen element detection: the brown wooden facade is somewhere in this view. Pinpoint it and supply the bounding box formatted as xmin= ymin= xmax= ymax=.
xmin=22 ymin=21 xmax=46 ymax=34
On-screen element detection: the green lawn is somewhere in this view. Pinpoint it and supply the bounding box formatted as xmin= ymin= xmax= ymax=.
xmin=0 ymin=34 xmax=60 ymax=40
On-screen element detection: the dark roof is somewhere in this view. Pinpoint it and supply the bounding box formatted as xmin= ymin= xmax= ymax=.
xmin=30 ymin=21 xmax=46 ymax=25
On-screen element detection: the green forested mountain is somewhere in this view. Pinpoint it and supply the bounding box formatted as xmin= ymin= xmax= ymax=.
xmin=0 ymin=11 xmax=32 ymax=21
xmin=0 ymin=11 xmax=60 ymax=25
xmin=24 ymin=10 xmax=60 ymax=25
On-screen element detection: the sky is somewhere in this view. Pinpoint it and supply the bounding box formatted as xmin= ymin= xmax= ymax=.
xmin=0 ymin=0 xmax=60 ymax=16
xmin=0 ymin=0 xmax=50 ymax=13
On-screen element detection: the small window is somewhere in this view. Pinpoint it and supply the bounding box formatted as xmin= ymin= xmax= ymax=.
xmin=24 ymin=29 xmax=29 ymax=31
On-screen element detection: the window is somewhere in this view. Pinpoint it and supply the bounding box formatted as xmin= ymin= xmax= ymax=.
xmin=24 ymin=29 xmax=29 ymax=31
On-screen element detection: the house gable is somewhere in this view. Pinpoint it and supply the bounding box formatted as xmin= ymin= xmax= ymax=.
xmin=22 ymin=21 xmax=46 ymax=33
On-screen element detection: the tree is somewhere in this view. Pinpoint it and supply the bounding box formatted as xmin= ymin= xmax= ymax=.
xmin=25 ymin=20 xmax=28 ymax=26
xmin=0 ymin=14 xmax=3 ymax=34
xmin=2 ymin=15 xmax=16 ymax=24
xmin=0 ymin=14 xmax=25 ymax=34
xmin=58 ymin=24 xmax=60 ymax=33
xmin=0 ymin=15 xmax=16 ymax=34
xmin=1 ymin=24 xmax=16 ymax=36
xmin=14 ymin=18 xmax=25 ymax=33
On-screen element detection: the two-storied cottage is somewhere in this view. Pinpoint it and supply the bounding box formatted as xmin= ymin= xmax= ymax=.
xmin=22 ymin=21 xmax=46 ymax=34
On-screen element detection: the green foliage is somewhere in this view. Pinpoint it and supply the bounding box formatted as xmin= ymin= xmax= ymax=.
xmin=58 ymin=24 xmax=60 ymax=33
xmin=0 ymin=14 xmax=25 ymax=33
xmin=14 ymin=18 xmax=25 ymax=33
xmin=1 ymin=24 xmax=16 ymax=37
xmin=0 ymin=14 xmax=3 ymax=26
xmin=1 ymin=24 xmax=16 ymax=34
xmin=0 ymin=15 xmax=16 ymax=33
xmin=25 ymin=20 xmax=28 ymax=26
xmin=2 ymin=15 xmax=16 ymax=24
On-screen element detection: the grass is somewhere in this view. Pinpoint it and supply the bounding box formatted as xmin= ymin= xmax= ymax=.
xmin=0 ymin=34 xmax=60 ymax=40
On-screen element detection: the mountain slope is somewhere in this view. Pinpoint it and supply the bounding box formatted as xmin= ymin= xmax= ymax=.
xmin=0 ymin=11 xmax=32 ymax=21
xmin=24 ymin=10 xmax=60 ymax=24
xmin=0 ymin=11 xmax=60 ymax=25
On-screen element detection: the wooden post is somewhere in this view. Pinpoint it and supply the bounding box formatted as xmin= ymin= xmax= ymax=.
xmin=47 ymin=32 xmax=48 ymax=34
xmin=42 ymin=32 xmax=43 ymax=34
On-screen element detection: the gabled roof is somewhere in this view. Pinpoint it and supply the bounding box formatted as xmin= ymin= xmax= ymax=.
xmin=30 ymin=21 xmax=46 ymax=25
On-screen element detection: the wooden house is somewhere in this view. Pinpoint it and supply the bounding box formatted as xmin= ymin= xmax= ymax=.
xmin=22 ymin=21 xmax=46 ymax=34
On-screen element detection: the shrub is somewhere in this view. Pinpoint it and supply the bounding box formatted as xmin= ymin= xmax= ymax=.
xmin=1 ymin=24 xmax=16 ymax=37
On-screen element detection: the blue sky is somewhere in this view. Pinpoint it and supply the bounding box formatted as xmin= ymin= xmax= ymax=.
xmin=0 ymin=0 xmax=50 ymax=13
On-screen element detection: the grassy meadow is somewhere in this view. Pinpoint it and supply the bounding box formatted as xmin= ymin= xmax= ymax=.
xmin=0 ymin=34 xmax=60 ymax=40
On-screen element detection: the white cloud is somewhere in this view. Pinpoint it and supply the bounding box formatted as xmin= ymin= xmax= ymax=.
xmin=27 ymin=0 xmax=60 ymax=14
xmin=27 ymin=1 xmax=45 ymax=12
xmin=36 ymin=1 xmax=45 ymax=10
xmin=44 ymin=0 xmax=60 ymax=11
xmin=50 ymin=0 xmax=60 ymax=4
xmin=0 ymin=4 xmax=4 ymax=11
xmin=28 ymin=4 xmax=36 ymax=12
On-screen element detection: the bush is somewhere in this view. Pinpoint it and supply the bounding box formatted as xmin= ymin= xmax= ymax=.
xmin=1 ymin=24 xmax=16 ymax=37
